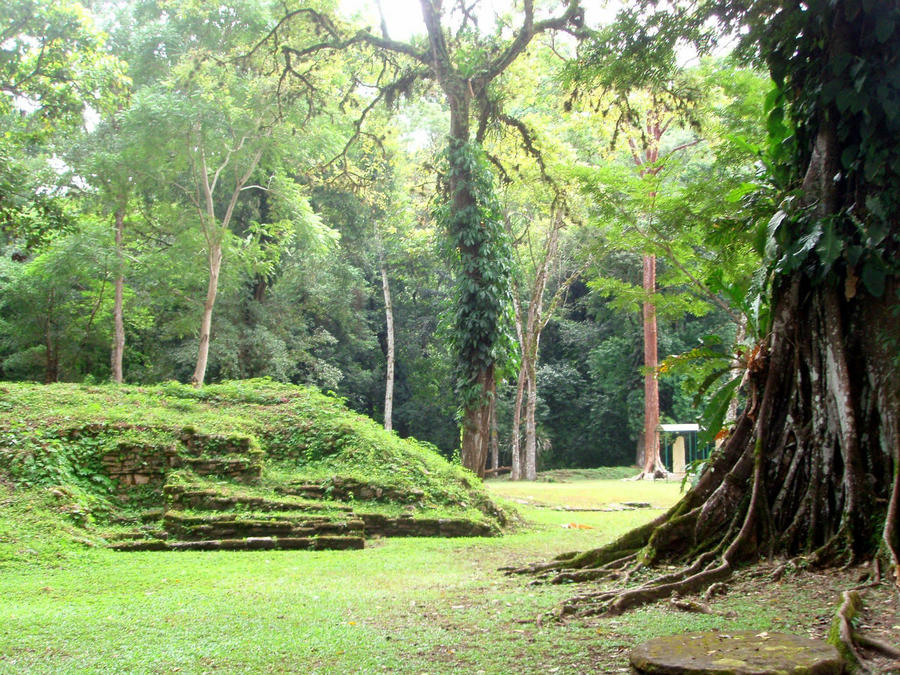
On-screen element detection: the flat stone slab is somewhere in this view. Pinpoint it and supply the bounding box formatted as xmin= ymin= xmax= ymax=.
xmin=629 ymin=630 xmax=844 ymax=674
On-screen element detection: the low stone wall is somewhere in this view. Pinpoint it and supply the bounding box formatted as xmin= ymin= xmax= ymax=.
xmin=98 ymin=428 xmax=264 ymax=489
xmin=165 ymin=485 xmax=354 ymax=513
xmin=279 ymin=476 xmax=425 ymax=504
xmin=100 ymin=442 xmax=180 ymax=487
xmin=359 ymin=513 xmax=497 ymax=538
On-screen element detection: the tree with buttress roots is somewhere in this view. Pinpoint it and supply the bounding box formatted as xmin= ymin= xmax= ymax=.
xmin=515 ymin=0 xmax=900 ymax=645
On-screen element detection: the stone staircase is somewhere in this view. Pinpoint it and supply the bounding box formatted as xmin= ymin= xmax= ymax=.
xmin=108 ymin=476 xmax=497 ymax=552
xmin=98 ymin=425 xmax=498 ymax=553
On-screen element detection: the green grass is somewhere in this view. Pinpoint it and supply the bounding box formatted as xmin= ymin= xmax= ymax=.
xmin=0 ymin=383 xmax=823 ymax=673
xmin=0 ymin=476 xmax=800 ymax=674
xmin=487 ymin=475 xmax=683 ymax=510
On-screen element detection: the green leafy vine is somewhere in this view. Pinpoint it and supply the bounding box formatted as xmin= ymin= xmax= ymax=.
xmin=434 ymin=140 xmax=515 ymax=408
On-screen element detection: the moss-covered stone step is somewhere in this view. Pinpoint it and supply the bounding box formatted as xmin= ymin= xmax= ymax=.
xmin=178 ymin=428 xmax=263 ymax=460
xmin=274 ymin=484 xmax=327 ymax=500
xmin=163 ymin=510 xmax=364 ymax=539
xmin=358 ymin=513 xmax=497 ymax=538
xmin=109 ymin=535 xmax=365 ymax=552
xmin=180 ymin=457 xmax=261 ymax=482
xmin=276 ymin=477 xmax=426 ymax=504
xmin=164 ymin=485 xmax=352 ymax=513
xmin=106 ymin=528 xmax=167 ymax=541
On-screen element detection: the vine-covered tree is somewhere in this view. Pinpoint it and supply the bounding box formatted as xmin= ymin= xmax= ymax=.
xmin=518 ymin=0 xmax=900 ymax=649
xmin=264 ymin=0 xmax=586 ymax=474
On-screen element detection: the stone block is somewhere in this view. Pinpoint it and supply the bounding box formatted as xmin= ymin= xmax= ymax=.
xmin=629 ymin=631 xmax=844 ymax=674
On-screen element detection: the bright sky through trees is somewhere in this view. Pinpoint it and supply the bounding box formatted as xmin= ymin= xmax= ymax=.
xmin=341 ymin=0 xmax=618 ymax=40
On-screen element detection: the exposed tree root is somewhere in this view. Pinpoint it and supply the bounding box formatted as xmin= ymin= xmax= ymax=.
xmin=830 ymin=590 xmax=868 ymax=671
xmin=852 ymin=633 xmax=900 ymax=660
xmin=827 ymin=587 xmax=900 ymax=674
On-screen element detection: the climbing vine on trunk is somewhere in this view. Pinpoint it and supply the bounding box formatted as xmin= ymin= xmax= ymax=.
xmin=435 ymin=141 xmax=515 ymax=473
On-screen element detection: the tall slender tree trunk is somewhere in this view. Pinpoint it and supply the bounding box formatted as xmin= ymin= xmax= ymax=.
xmin=188 ymin=146 xmax=262 ymax=389
xmin=519 ymin=216 xmax=562 ymax=480
xmin=490 ymin=395 xmax=499 ymax=472
xmin=380 ymin=258 xmax=395 ymax=432
xmin=641 ymin=254 xmax=665 ymax=477
xmin=511 ymin=365 xmax=526 ymax=480
xmin=524 ymin=355 xmax=539 ymax=480
xmin=44 ymin=289 xmax=58 ymax=384
xmin=191 ymin=242 xmax=222 ymax=387
xmin=110 ymin=206 xmax=126 ymax=383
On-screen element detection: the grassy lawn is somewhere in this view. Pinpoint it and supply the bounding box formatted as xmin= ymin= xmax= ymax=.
xmin=0 ymin=477 xmax=815 ymax=674
xmin=485 ymin=472 xmax=683 ymax=510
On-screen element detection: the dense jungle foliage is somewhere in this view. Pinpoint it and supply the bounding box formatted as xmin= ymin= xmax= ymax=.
xmin=0 ymin=0 xmax=801 ymax=471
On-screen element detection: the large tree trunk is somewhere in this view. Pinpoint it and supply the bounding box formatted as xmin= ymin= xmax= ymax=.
xmin=638 ymin=254 xmax=666 ymax=479
xmin=447 ymin=82 xmax=495 ymax=477
xmin=380 ymin=258 xmax=395 ymax=432
xmin=191 ymin=242 xmax=222 ymax=388
xmin=416 ymin=0 xmax=579 ymax=477
xmin=514 ymin=6 xmax=900 ymax=655
xmin=460 ymin=367 xmax=495 ymax=477
xmin=110 ymin=207 xmax=126 ymax=384
xmin=517 ymin=277 xmax=898 ymax=614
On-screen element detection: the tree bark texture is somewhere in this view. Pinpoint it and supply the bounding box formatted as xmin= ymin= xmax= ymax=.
xmin=524 ymin=363 xmax=539 ymax=480
xmin=191 ymin=242 xmax=222 ymax=387
xmin=625 ymin=106 xmax=672 ymax=481
xmin=640 ymin=254 xmax=665 ymax=478
xmin=380 ymin=258 xmax=395 ymax=432
xmin=510 ymin=363 xmax=526 ymax=480
xmin=43 ymin=289 xmax=58 ymax=384
xmin=110 ymin=207 xmax=126 ymax=384
xmin=510 ymin=295 xmax=526 ymax=480
xmin=517 ymin=277 xmax=899 ymax=614
xmin=460 ymin=367 xmax=495 ymax=478
xmin=490 ymin=395 xmax=499 ymax=472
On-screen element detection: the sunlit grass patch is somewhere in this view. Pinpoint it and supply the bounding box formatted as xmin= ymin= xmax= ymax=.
xmin=486 ymin=475 xmax=683 ymax=510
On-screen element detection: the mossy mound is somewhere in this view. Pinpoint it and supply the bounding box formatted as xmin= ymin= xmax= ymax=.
xmin=0 ymin=379 xmax=507 ymax=559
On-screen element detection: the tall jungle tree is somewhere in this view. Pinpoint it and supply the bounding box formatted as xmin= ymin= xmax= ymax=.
xmin=264 ymin=0 xmax=586 ymax=474
xmin=518 ymin=0 xmax=900 ymax=647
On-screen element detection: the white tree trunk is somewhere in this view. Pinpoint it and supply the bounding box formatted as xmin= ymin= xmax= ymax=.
xmin=524 ymin=359 xmax=539 ymax=480
xmin=510 ymin=365 xmax=526 ymax=480
xmin=191 ymin=243 xmax=222 ymax=387
xmin=110 ymin=207 xmax=126 ymax=383
xmin=189 ymin=146 xmax=262 ymax=388
xmin=380 ymin=259 xmax=395 ymax=432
